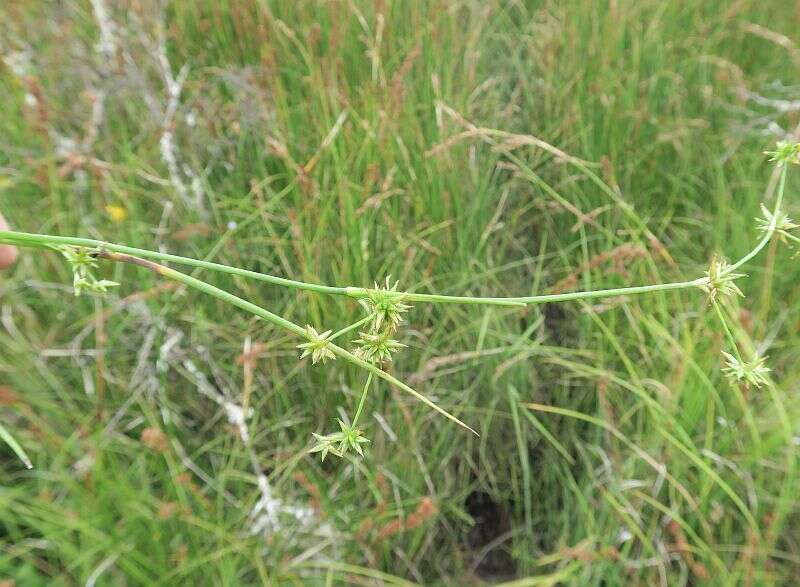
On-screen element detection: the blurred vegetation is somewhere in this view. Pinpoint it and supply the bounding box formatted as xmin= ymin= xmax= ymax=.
xmin=1 ymin=0 xmax=799 ymax=584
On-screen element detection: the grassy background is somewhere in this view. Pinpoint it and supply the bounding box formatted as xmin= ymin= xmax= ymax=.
xmin=1 ymin=0 xmax=799 ymax=584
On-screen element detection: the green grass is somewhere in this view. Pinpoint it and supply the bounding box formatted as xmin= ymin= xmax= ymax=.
xmin=2 ymin=0 xmax=800 ymax=584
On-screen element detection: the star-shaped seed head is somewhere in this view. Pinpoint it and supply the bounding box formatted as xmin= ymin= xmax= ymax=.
xmin=73 ymin=276 xmax=119 ymax=296
xmin=57 ymin=246 xmax=98 ymax=273
xmin=309 ymin=420 xmax=370 ymax=461
xmin=765 ymin=141 xmax=800 ymax=166
xmin=353 ymin=330 xmax=406 ymax=365
xmin=296 ymin=325 xmax=336 ymax=365
xmin=721 ymin=351 xmax=770 ymax=389
xmin=701 ymin=257 xmax=745 ymax=302
xmin=359 ymin=277 xmax=412 ymax=333
xmin=53 ymin=245 xmax=119 ymax=296
xmin=756 ymin=203 xmax=798 ymax=241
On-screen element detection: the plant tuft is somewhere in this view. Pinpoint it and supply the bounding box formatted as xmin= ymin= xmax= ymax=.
xmin=721 ymin=351 xmax=770 ymax=388
xmin=353 ymin=330 xmax=406 ymax=365
xmin=701 ymin=257 xmax=745 ymax=301
xmin=765 ymin=141 xmax=800 ymax=166
xmin=297 ymin=325 xmax=336 ymax=365
xmin=756 ymin=203 xmax=798 ymax=242
xmin=358 ymin=277 xmax=412 ymax=333
xmin=54 ymin=245 xmax=119 ymax=296
xmin=309 ymin=419 xmax=370 ymax=461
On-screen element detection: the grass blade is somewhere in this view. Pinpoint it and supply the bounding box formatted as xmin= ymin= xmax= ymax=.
xmin=0 ymin=421 xmax=33 ymax=469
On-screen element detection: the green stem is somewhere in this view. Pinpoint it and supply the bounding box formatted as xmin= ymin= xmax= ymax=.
xmin=711 ymin=299 xmax=743 ymax=363
xmin=0 ymin=230 xmax=348 ymax=297
xmin=327 ymin=344 xmax=476 ymax=434
xmin=783 ymin=232 xmax=800 ymax=246
xmin=93 ymin=251 xmax=477 ymax=435
xmin=710 ymin=300 xmax=762 ymax=456
xmin=0 ymin=230 xmax=707 ymax=308
xmin=726 ymin=163 xmax=787 ymax=274
xmin=352 ymin=278 xmax=709 ymax=306
xmin=0 ymin=163 xmax=785 ymax=313
xmin=329 ymin=314 xmax=375 ymax=341
xmin=351 ymin=373 xmax=374 ymax=428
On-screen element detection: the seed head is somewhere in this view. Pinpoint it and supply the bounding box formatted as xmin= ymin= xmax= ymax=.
xmin=309 ymin=419 xmax=370 ymax=461
xmin=721 ymin=351 xmax=770 ymax=388
xmin=765 ymin=141 xmax=800 ymax=166
xmin=353 ymin=330 xmax=406 ymax=365
xmin=56 ymin=246 xmax=98 ymax=273
xmin=296 ymin=325 xmax=336 ymax=365
xmin=701 ymin=257 xmax=744 ymax=302
xmin=756 ymin=203 xmax=798 ymax=241
xmin=54 ymin=245 xmax=119 ymax=296
xmin=359 ymin=277 xmax=412 ymax=333
xmin=73 ymin=276 xmax=119 ymax=296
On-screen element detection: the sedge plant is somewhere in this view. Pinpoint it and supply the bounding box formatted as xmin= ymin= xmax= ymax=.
xmin=0 ymin=142 xmax=798 ymax=466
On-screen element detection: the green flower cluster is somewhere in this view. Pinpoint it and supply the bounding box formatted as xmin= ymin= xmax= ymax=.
xmin=54 ymin=246 xmax=119 ymax=296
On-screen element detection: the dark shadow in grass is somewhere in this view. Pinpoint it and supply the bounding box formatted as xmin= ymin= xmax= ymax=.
xmin=542 ymin=303 xmax=573 ymax=345
xmin=465 ymin=491 xmax=516 ymax=581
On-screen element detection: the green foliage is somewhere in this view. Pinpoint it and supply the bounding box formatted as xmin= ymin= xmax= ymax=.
xmin=2 ymin=1 xmax=800 ymax=585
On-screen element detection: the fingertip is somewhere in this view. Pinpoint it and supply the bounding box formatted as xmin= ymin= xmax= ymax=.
xmin=0 ymin=244 xmax=17 ymax=269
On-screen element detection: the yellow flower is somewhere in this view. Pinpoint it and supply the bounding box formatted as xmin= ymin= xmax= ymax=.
xmin=105 ymin=204 xmax=128 ymax=223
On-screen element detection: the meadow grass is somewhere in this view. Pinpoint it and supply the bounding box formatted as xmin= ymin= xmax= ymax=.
xmin=1 ymin=1 xmax=800 ymax=584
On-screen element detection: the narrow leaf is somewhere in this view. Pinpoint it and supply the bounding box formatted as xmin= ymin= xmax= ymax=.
xmin=0 ymin=421 xmax=33 ymax=469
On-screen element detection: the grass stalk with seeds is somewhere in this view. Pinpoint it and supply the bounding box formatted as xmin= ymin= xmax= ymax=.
xmin=0 ymin=143 xmax=797 ymax=465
